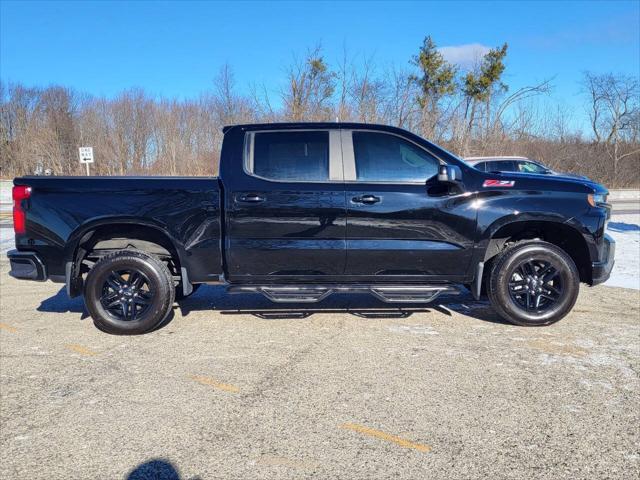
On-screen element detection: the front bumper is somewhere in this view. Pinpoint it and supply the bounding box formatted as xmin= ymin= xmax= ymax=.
xmin=591 ymin=234 xmax=615 ymax=285
xmin=7 ymin=250 xmax=47 ymax=281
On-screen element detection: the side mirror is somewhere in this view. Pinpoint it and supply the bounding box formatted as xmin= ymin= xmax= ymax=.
xmin=437 ymin=165 xmax=462 ymax=184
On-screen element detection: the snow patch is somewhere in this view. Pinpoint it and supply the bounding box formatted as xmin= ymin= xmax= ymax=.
xmin=605 ymin=214 xmax=640 ymax=290
xmin=388 ymin=324 xmax=439 ymax=335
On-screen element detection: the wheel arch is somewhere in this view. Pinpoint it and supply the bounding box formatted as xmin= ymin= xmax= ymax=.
xmin=483 ymin=219 xmax=592 ymax=284
xmin=64 ymin=217 xmax=187 ymax=297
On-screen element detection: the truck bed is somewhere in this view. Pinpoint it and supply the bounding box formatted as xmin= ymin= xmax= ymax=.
xmin=13 ymin=176 xmax=223 ymax=283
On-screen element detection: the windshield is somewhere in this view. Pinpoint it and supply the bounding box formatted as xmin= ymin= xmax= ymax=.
xmin=517 ymin=161 xmax=549 ymax=173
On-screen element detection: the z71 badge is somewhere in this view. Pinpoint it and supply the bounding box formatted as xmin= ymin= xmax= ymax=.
xmin=483 ymin=179 xmax=515 ymax=188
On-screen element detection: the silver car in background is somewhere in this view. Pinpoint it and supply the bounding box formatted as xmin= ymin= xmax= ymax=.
xmin=464 ymin=156 xmax=552 ymax=174
xmin=465 ymin=155 xmax=590 ymax=180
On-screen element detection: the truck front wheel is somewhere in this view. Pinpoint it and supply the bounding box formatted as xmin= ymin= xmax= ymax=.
xmin=487 ymin=241 xmax=580 ymax=326
xmin=84 ymin=250 xmax=175 ymax=334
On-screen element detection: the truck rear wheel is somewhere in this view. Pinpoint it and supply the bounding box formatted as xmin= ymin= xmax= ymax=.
xmin=487 ymin=240 xmax=580 ymax=326
xmin=84 ymin=250 xmax=175 ymax=335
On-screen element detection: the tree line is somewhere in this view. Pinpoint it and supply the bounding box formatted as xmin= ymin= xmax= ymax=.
xmin=1 ymin=37 xmax=638 ymax=186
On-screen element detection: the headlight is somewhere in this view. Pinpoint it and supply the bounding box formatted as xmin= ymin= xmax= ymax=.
xmin=587 ymin=193 xmax=608 ymax=207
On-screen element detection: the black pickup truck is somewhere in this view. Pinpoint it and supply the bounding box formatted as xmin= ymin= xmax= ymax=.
xmin=8 ymin=122 xmax=614 ymax=334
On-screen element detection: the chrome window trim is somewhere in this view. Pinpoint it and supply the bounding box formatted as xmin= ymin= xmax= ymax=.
xmin=243 ymin=129 xmax=344 ymax=184
xmin=329 ymin=130 xmax=343 ymax=181
xmin=342 ymin=129 xmax=445 ymax=185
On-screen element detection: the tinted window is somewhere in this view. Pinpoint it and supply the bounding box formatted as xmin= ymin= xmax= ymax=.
xmin=253 ymin=131 xmax=329 ymax=181
xmin=486 ymin=160 xmax=517 ymax=172
xmin=517 ymin=161 xmax=547 ymax=173
xmin=352 ymin=131 xmax=439 ymax=182
xmin=473 ymin=162 xmax=487 ymax=172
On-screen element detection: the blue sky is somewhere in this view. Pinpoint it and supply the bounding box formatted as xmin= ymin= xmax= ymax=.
xmin=1 ymin=0 xmax=638 ymax=129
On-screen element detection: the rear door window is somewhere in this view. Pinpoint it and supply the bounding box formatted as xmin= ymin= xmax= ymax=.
xmin=252 ymin=131 xmax=330 ymax=181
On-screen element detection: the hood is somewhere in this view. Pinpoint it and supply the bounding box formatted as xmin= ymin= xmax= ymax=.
xmin=549 ymin=170 xmax=591 ymax=181
xmin=495 ymin=171 xmax=608 ymax=194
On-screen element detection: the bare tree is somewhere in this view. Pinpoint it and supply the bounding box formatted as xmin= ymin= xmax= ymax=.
xmin=583 ymin=72 xmax=640 ymax=176
xmin=282 ymin=46 xmax=336 ymax=121
xmin=347 ymin=56 xmax=387 ymax=124
xmin=383 ymin=65 xmax=417 ymax=129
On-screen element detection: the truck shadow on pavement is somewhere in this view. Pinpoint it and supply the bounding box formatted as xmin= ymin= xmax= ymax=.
xmin=608 ymin=221 xmax=640 ymax=232
xmin=36 ymin=284 xmax=508 ymax=326
xmin=37 ymin=287 xmax=90 ymax=319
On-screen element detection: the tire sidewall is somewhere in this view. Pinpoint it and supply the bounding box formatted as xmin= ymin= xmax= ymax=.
xmin=85 ymin=252 xmax=173 ymax=334
xmin=490 ymin=243 xmax=580 ymax=326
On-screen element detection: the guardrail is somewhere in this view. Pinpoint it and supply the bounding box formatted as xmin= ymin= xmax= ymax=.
xmin=608 ymin=190 xmax=640 ymax=201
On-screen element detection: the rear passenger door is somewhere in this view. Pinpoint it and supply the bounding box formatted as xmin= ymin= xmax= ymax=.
xmin=342 ymin=129 xmax=476 ymax=279
xmin=225 ymin=129 xmax=347 ymax=281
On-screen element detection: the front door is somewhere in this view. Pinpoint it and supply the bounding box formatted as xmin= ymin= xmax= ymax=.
xmin=225 ymin=129 xmax=346 ymax=282
xmin=342 ymin=130 xmax=476 ymax=280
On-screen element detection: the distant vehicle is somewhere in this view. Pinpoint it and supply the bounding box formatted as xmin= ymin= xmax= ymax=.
xmin=466 ymin=156 xmax=590 ymax=180
xmin=465 ymin=156 xmax=553 ymax=174
xmin=33 ymin=165 xmax=55 ymax=176
xmin=8 ymin=123 xmax=614 ymax=334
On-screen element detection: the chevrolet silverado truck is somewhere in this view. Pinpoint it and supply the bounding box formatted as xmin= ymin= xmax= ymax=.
xmin=8 ymin=122 xmax=615 ymax=334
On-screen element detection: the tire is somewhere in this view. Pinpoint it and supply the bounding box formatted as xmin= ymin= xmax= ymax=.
xmin=84 ymin=250 xmax=175 ymax=335
xmin=487 ymin=240 xmax=580 ymax=326
xmin=175 ymin=283 xmax=200 ymax=301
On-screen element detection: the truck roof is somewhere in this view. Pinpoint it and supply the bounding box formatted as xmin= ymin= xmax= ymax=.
xmin=465 ymin=156 xmax=534 ymax=166
xmin=223 ymin=122 xmax=406 ymax=133
xmin=221 ymin=122 xmax=469 ymax=168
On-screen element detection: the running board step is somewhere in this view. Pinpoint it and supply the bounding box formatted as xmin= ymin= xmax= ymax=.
xmin=227 ymin=284 xmax=461 ymax=304
xmin=369 ymin=286 xmax=458 ymax=303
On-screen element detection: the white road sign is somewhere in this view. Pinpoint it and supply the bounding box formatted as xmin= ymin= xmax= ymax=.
xmin=79 ymin=147 xmax=94 ymax=164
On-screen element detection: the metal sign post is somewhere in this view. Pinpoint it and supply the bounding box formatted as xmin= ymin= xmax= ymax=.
xmin=79 ymin=147 xmax=94 ymax=176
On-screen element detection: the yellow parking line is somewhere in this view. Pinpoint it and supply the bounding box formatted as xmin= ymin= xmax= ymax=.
xmin=340 ymin=423 xmax=431 ymax=452
xmin=0 ymin=323 xmax=17 ymax=333
xmin=65 ymin=344 xmax=97 ymax=356
xmin=189 ymin=374 xmax=240 ymax=393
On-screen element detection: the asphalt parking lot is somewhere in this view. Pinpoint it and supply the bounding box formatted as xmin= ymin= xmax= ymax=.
xmin=1 ymin=258 xmax=639 ymax=480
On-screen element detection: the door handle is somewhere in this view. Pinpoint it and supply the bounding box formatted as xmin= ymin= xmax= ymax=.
xmin=237 ymin=193 xmax=265 ymax=203
xmin=352 ymin=195 xmax=381 ymax=205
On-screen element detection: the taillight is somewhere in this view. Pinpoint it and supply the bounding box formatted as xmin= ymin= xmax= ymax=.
xmin=12 ymin=185 xmax=31 ymax=235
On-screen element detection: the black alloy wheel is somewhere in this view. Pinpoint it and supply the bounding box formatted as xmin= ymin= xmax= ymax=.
xmin=100 ymin=269 xmax=154 ymax=321
xmin=507 ymin=259 xmax=563 ymax=313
